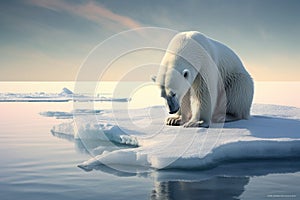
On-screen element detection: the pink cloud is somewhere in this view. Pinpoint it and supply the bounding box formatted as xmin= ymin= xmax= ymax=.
xmin=28 ymin=0 xmax=141 ymax=30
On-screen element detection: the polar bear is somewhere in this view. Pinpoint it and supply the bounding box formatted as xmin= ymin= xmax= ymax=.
xmin=152 ymin=31 xmax=254 ymax=128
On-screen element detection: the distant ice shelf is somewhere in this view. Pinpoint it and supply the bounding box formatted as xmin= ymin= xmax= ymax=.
xmin=0 ymin=87 xmax=130 ymax=102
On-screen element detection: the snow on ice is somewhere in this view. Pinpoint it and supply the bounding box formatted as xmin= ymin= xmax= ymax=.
xmin=46 ymin=104 xmax=300 ymax=170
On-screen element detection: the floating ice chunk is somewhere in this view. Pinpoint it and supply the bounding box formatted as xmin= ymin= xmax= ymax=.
xmin=76 ymin=104 xmax=300 ymax=170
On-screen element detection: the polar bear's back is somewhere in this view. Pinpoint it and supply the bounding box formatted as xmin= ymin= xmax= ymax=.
xmin=177 ymin=31 xmax=248 ymax=75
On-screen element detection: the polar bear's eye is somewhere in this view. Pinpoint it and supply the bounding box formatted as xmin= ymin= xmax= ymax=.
xmin=182 ymin=69 xmax=189 ymax=79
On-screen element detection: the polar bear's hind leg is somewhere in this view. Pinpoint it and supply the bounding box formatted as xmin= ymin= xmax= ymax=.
xmin=225 ymin=73 xmax=254 ymax=121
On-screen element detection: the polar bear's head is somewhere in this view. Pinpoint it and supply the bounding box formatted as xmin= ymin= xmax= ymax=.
xmin=152 ymin=52 xmax=197 ymax=114
xmin=152 ymin=32 xmax=205 ymax=114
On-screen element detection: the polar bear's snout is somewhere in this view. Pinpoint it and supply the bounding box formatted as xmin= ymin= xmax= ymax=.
xmin=166 ymin=91 xmax=180 ymax=114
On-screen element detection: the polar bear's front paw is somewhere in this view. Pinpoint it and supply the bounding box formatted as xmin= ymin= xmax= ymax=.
xmin=166 ymin=116 xmax=181 ymax=126
xmin=183 ymin=120 xmax=209 ymax=128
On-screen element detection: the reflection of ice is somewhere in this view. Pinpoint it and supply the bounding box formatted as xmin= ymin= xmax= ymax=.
xmin=149 ymin=160 xmax=300 ymax=200
xmin=151 ymin=176 xmax=249 ymax=200
xmin=0 ymin=87 xmax=130 ymax=102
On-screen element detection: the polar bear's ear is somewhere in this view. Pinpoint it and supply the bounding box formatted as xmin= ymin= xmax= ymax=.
xmin=151 ymin=75 xmax=157 ymax=82
xmin=182 ymin=69 xmax=189 ymax=79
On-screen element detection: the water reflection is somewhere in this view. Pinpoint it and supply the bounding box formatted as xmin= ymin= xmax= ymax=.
xmin=150 ymin=176 xmax=249 ymax=200
xmin=149 ymin=160 xmax=300 ymax=200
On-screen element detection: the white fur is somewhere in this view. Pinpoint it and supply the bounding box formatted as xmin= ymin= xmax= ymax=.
xmin=156 ymin=31 xmax=254 ymax=127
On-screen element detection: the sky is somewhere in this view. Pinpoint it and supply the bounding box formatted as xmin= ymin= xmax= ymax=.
xmin=0 ymin=0 xmax=299 ymax=81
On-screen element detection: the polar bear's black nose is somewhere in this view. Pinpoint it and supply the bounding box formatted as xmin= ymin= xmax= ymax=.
xmin=169 ymin=91 xmax=176 ymax=97
xmin=166 ymin=93 xmax=180 ymax=114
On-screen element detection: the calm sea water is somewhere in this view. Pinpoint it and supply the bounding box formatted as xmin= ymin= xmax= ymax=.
xmin=0 ymin=82 xmax=300 ymax=200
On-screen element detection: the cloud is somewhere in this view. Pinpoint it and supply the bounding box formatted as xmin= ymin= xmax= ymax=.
xmin=27 ymin=0 xmax=141 ymax=30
